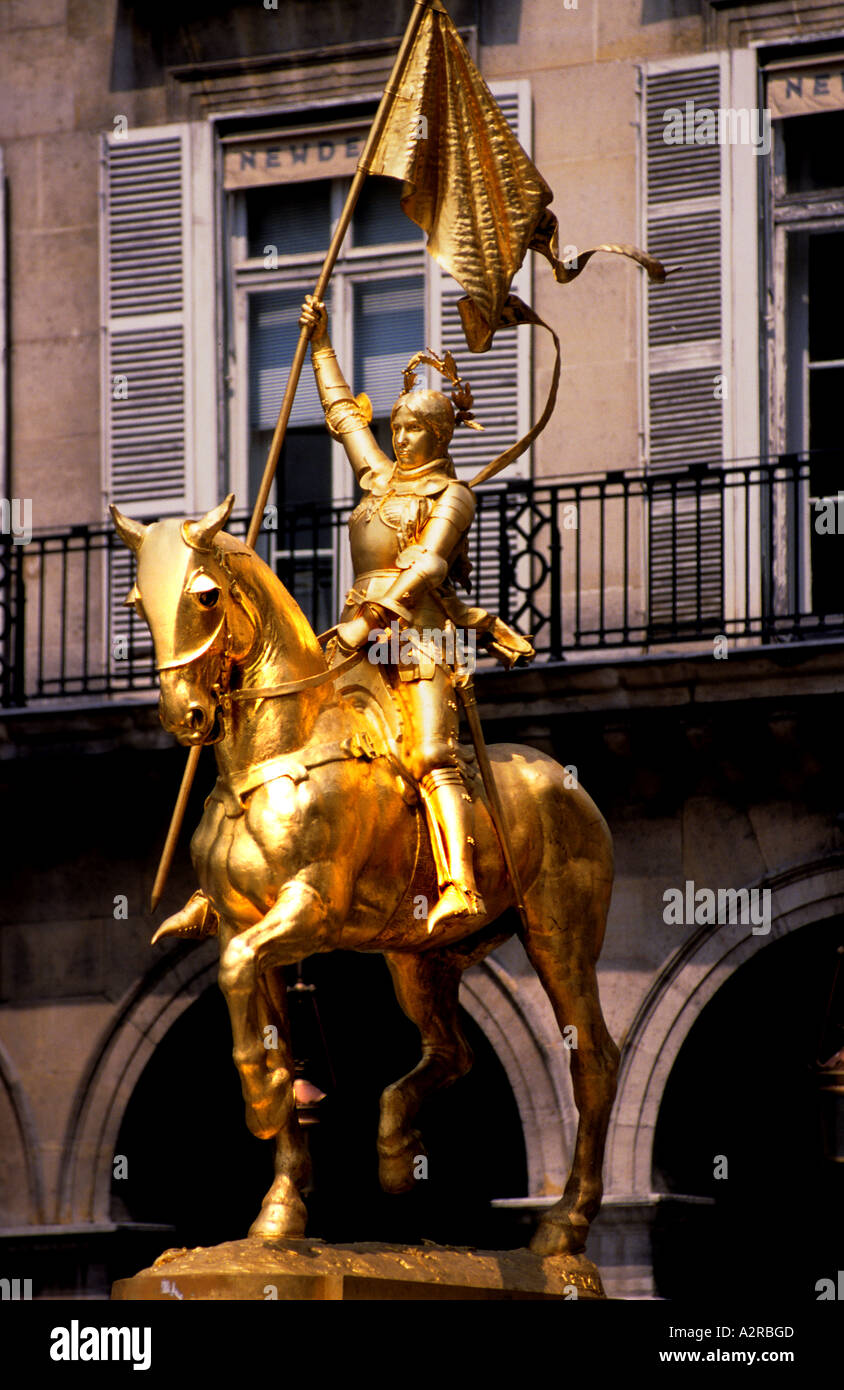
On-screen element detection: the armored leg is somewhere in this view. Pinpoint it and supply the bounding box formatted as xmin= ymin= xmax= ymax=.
xmin=419 ymin=767 xmax=485 ymax=933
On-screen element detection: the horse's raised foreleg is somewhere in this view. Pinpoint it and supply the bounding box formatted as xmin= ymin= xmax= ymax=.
xmin=219 ymin=879 xmax=336 ymax=1124
xmin=522 ymin=872 xmax=619 ymax=1256
xmin=218 ymin=874 xmax=343 ymax=1240
xmin=378 ymin=950 xmax=473 ymax=1194
xmin=219 ymin=924 xmax=293 ymax=1143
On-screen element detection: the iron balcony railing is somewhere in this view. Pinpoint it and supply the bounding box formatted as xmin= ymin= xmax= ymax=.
xmin=2 ymin=454 xmax=843 ymax=708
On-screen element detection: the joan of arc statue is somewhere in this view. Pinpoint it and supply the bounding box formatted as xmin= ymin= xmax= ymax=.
xmin=299 ymin=295 xmax=533 ymax=936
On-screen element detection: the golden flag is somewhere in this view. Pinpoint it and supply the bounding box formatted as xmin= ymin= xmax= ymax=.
xmin=361 ymin=0 xmax=665 ymax=355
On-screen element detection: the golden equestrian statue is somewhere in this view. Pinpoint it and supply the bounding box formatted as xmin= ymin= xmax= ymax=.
xmin=110 ymin=0 xmax=668 ymax=1276
xmin=111 ymin=460 xmax=617 ymax=1257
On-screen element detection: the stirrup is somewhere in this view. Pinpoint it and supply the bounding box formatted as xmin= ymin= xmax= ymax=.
xmin=426 ymin=883 xmax=486 ymax=935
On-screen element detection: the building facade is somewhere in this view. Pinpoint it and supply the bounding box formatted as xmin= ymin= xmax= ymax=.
xmin=1 ymin=0 xmax=843 ymax=1299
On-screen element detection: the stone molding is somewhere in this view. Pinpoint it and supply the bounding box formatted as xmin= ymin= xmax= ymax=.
xmin=55 ymin=940 xmax=560 ymax=1226
xmin=606 ymin=854 xmax=844 ymax=1194
xmin=57 ymin=942 xmax=218 ymax=1224
xmin=0 ymin=1037 xmax=45 ymax=1225
xmin=166 ymin=29 xmax=477 ymax=122
xmin=462 ymin=956 xmax=576 ymax=1197
xmin=703 ymin=0 xmax=844 ymax=49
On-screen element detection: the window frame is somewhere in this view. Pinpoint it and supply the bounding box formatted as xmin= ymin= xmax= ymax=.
xmin=228 ymin=175 xmax=427 ymax=512
xmin=768 ymin=117 xmax=844 ymax=617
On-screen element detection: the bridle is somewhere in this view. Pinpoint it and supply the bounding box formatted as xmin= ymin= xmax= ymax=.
xmin=159 ymin=564 xmax=364 ymax=745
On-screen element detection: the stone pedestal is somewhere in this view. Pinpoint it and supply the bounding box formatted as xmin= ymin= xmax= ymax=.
xmin=112 ymin=1238 xmax=606 ymax=1301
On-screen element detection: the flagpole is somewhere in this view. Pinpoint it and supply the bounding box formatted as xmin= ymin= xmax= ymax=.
xmin=248 ymin=0 xmax=435 ymax=549
xmin=150 ymin=0 xmax=435 ymax=913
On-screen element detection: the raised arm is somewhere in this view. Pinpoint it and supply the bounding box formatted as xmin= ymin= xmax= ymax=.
xmin=299 ymin=296 xmax=390 ymax=483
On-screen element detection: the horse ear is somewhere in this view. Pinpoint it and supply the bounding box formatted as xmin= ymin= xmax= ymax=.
xmin=110 ymin=504 xmax=148 ymax=554
xmin=183 ymin=494 xmax=236 ymax=551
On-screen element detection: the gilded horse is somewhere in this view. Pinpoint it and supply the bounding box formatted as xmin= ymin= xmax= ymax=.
xmin=112 ymin=493 xmax=618 ymax=1257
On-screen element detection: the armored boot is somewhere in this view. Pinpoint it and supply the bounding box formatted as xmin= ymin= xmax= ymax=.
xmin=151 ymin=890 xmax=219 ymax=945
xmin=420 ymin=768 xmax=486 ymax=934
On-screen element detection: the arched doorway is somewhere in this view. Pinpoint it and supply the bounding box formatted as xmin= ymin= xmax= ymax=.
xmin=112 ymin=950 xmax=528 ymax=1250
xmin=652 ymin=917 xmax=844 ymax=1299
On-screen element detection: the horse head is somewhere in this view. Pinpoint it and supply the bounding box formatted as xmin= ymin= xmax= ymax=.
xmin=111 ymin=494 xmax=257 ymax=746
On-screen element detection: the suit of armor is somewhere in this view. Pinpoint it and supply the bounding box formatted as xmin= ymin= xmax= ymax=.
xmin=302 ymin=297 xmax=531 ymax=933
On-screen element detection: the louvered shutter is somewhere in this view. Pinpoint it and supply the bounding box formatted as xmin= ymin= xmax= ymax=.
xmin=644 ymin=60 xmax=726 ymax=633
xmin=354 ymin=277 xmax=426 ymax=417
xmin=102 ymin=130 xmax=189 ymax=515
xmin=429 ymin=80 xmax=533 ymax=615
xmin=101 ymin=122 xmax=217 ymax=674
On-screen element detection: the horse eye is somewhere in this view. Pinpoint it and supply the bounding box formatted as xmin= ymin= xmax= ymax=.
xmin=197 ymin=588 xmax=220 ymax=609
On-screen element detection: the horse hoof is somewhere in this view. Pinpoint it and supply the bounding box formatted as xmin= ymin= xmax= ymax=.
xmin=378 ymin=1133 xmax=426 ymax=1194
xmin=248 ymin=1201 xmax=307 ymax=1242
xmin=529 ymin=1215 xmax=588 ymax=1258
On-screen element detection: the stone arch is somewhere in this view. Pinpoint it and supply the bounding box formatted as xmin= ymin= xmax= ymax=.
xmin=462 ymin=954 xmax=576 ymax=1196
xmin=57 ymin=941 xmax=218 ymax=1224
xmin=57 ymin=937 xmax=573 ymax=1223
xmin=606 ymin=856 xmax=844 ymax=1196
xmin=0 ymin=1037 xmax=45 ymax=1223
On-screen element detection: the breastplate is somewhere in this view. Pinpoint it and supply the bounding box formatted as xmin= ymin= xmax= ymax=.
xmin=349 ymin=490 xmax=434 ymax=575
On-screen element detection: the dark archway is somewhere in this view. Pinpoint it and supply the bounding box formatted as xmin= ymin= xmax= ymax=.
xmin=112 ymin=950 xmax=528 ymax=1252
xmin=652 ymin=917 xmax=844 ymax=1299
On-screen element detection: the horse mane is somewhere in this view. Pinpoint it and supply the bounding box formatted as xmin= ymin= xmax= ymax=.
xmin=214 ymin=531 xmax=326 ymax=673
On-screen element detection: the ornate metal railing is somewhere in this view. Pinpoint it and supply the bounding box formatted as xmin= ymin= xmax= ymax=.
xmin=2 ymin=454 xmax=843 ymax=708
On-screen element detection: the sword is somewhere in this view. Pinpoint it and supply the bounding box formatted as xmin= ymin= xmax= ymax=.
xmin=452 ymin=668 xmax=531 ymax=937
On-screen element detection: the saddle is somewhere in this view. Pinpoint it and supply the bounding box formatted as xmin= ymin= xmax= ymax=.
xmin=331 ymin=654 xmax=480 ymax=804
xmin=204 ymin=649 xmax=477 ymax=822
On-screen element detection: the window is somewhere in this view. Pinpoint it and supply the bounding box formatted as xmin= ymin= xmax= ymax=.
xmin=225 ymin=88 xmax=532 ymax=632
xmin=229 ymin=170 xmax=426 ymax=633
xmin=769 ymin=66 xmax=844 ymax=618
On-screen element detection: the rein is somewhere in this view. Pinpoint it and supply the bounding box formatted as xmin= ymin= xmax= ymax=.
xmin=202 ymin=619 xmax=387 ymax=809
xmin=173 ymin=601 xmax=364 ymax=716
xmin=224 ymin=644 xmax=364 ymax=705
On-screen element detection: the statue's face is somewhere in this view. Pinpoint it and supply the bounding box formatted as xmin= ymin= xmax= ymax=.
xmin=392 ymin=404 xmax=438 ymax=470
